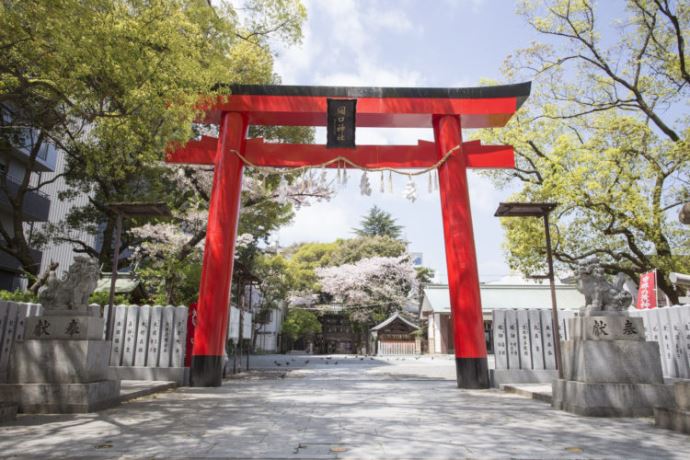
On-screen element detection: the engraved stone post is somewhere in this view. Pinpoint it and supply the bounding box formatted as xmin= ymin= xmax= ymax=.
xmin=492 ymin=310 xmax=508 ymax=370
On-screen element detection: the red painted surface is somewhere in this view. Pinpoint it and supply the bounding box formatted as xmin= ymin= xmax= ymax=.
xmin=166 ymin=137 xmax=514 ymax=170
xmin=636 ymin=271 xmax=658 ymax=309
xmin=166 ymin=136 xmax=215 ymax=164
xmin=198 ymin=95 xmax=518 ymax=128
xmin=434 ymin=115 xmax=487 ymax=359
xmin=192 ymin=112 xmax=247 ymax=357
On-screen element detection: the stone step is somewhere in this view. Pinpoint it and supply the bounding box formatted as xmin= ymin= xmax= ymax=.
xmin=0 ymin=402 xmax=18 ymax=423
xmin=655 ymin=407 xmax=690 ymax=435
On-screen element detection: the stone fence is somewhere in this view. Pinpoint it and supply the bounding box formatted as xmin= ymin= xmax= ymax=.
xmin=0 ymin=301 xmax=42 ymax=382
xmin=629 ymin=306 xmax=690 ymax=379
xmin=492 ymin=308 xmax=578 ymax=372
xmin=105 ymin=304 xmax=188 ymax=368
xmin=0 ymin=301 xmax=189 ymax=383
xmin=492 ymin=305 xmax=690 ymax=380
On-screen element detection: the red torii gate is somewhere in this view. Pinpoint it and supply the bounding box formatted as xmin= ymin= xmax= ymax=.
xmin=166 ymin=83 xmax=531 ymax=388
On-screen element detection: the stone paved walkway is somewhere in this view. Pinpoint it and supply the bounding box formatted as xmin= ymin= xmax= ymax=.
xmin=1 ymin=355 xmax=689 ymax=459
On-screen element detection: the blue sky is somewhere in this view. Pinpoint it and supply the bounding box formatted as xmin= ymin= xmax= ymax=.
xmin=270 ymin=0 xmax=543 ymax=283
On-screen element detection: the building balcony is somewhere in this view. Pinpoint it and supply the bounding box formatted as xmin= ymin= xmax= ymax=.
xmin=0 ymin=174 xmax=51 ymax=222
xmin=0 ymin=247 xmax=42 ymax=274
xmin=5 ymin=127 xmax=57 ymax=172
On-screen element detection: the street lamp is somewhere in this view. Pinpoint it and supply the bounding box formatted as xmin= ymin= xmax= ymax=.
xmin=105 ymin=202 xmax=171 ymax=340
xmin=494 ymin=202 xmax=563 ymax=379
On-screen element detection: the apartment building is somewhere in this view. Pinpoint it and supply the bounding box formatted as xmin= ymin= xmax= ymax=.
xmin=0 ymin=104 xmax=56 ymax=289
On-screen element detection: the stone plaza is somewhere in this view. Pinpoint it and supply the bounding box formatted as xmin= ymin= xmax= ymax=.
xmin=1 ymin=355 xmax=689 ymax=459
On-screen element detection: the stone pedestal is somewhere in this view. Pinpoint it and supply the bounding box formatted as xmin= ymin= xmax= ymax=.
xmin=0 ymin=314 xmax=121 ymax=414
xmin=552 ymin=314 xmax=673 ymax=417
xmin=655 ymin=381 xmax=690 ymax=434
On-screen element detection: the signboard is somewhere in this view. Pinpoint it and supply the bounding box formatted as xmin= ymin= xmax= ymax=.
xmin=636 ymin=270 xmax=658 ymax=310
xmin=327 ymin=99 xmax=356 ymax=148
xmin=242 ymin=312 xmax=253 ymax=340
xmin=227 ymin=306 xmax=240 ymax=341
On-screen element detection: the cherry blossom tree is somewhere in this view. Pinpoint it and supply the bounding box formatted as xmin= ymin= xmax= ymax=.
xmin=131 ymin=161 xmax=333 ymax=304
xmin=315 ymin=255 xmax=417 ymax=323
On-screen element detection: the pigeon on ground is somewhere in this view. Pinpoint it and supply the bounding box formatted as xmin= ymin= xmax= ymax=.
xmin=304 ymin=360 xmax=310 ymax=365
xmin=360 ymin=358 xmax=364 ymax=361
xmin=285 ymin=362 xmax=290 ymax=366
xmin=334 ymin=361 xmax=338 ymax=365
xmin=280 ymin=373 xmax=286 ymax=379
xmin=275 ymin=363 xmax=281 ymax=367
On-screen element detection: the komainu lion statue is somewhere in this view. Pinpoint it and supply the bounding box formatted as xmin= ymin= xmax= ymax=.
xmin=576 ymin=257 xmax=633 ymax=315
xmin=39 ymin=256 xmax=100 ymax=312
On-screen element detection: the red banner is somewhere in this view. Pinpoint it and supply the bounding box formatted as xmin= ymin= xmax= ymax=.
xmin=636 ymin=271 xmax=658 ymax=310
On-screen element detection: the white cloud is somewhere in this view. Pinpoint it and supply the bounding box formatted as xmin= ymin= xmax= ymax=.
xmin=275 ymin=199 xmax=355 ymax=244
xmin=272 ymin=9 xmax=320 ymax=84
xmin=370 ymin=9 xmax=414 ymax=33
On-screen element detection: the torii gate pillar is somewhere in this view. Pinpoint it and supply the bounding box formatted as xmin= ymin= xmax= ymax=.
xmin=191 ymin=112 xmax=247 ymax=386
xmin=434 ymin=115 xmax=489 ymax=388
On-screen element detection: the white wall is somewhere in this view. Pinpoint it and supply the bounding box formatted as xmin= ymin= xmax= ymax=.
xmin=37 ymin=152 xmax=96 ymax=276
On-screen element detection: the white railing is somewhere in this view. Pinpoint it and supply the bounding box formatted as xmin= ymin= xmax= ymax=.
xmin=378 ymin=340 xmax=416 ymax=355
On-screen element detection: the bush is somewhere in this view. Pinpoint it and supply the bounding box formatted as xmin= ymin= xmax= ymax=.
xmin=281 ymin=309 xmax=321 ymax=341
xmin=88 ymin=290 xmax=129 ymax=306
xmin=0 ymin=289 xmax=37 ymax=302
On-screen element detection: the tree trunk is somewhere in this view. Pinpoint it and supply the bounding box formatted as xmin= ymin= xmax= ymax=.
xmin=29 ymin=260 xmax=59 ymax=294
xmin=657 ymin=269 xmax=680 ymax=305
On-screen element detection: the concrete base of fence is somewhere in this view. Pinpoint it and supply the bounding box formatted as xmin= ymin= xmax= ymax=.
xmin=490 ymin=369 xmax=558 ymax=387
xmin=109 ymin=367 xmax=189 ymax=386
xmin=552 ymin=379 xmax=673 ymax=417
xmin=655 ymin=407 xmax=690 ymax=434
xmin=0 ymin=402 xmax=18 ymax=422
xmin=654 ymin=381 xmax=690 ymax=434
xmin=0 ymin=380 xmax=121 ymax=414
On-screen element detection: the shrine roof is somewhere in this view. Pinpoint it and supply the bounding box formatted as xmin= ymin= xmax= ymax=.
xmin=216 ymin=82 xmax=531 ymax=105
xmin=198 ymin=82 xmax=532 ymax=129
xmin=370 ymin=311 xmax=420 ymax=332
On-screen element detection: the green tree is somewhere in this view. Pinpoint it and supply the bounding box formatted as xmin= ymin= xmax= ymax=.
xmin=0 ymin=0 xmax=307 ymax=278
xmin=414 ymin=266 xmax=435 ymax=309
xmin=327 ymin=236 xmax=406 ymax=266
xmin=283 ymin=236 xmax=407 ymax=294
xmin=352 ymin=206 xmax=404 ymax=239
xmin=477 ymin=0 xmax=689 ymax=302
xmin=281 ymin=308 xmax=321 ymax=342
